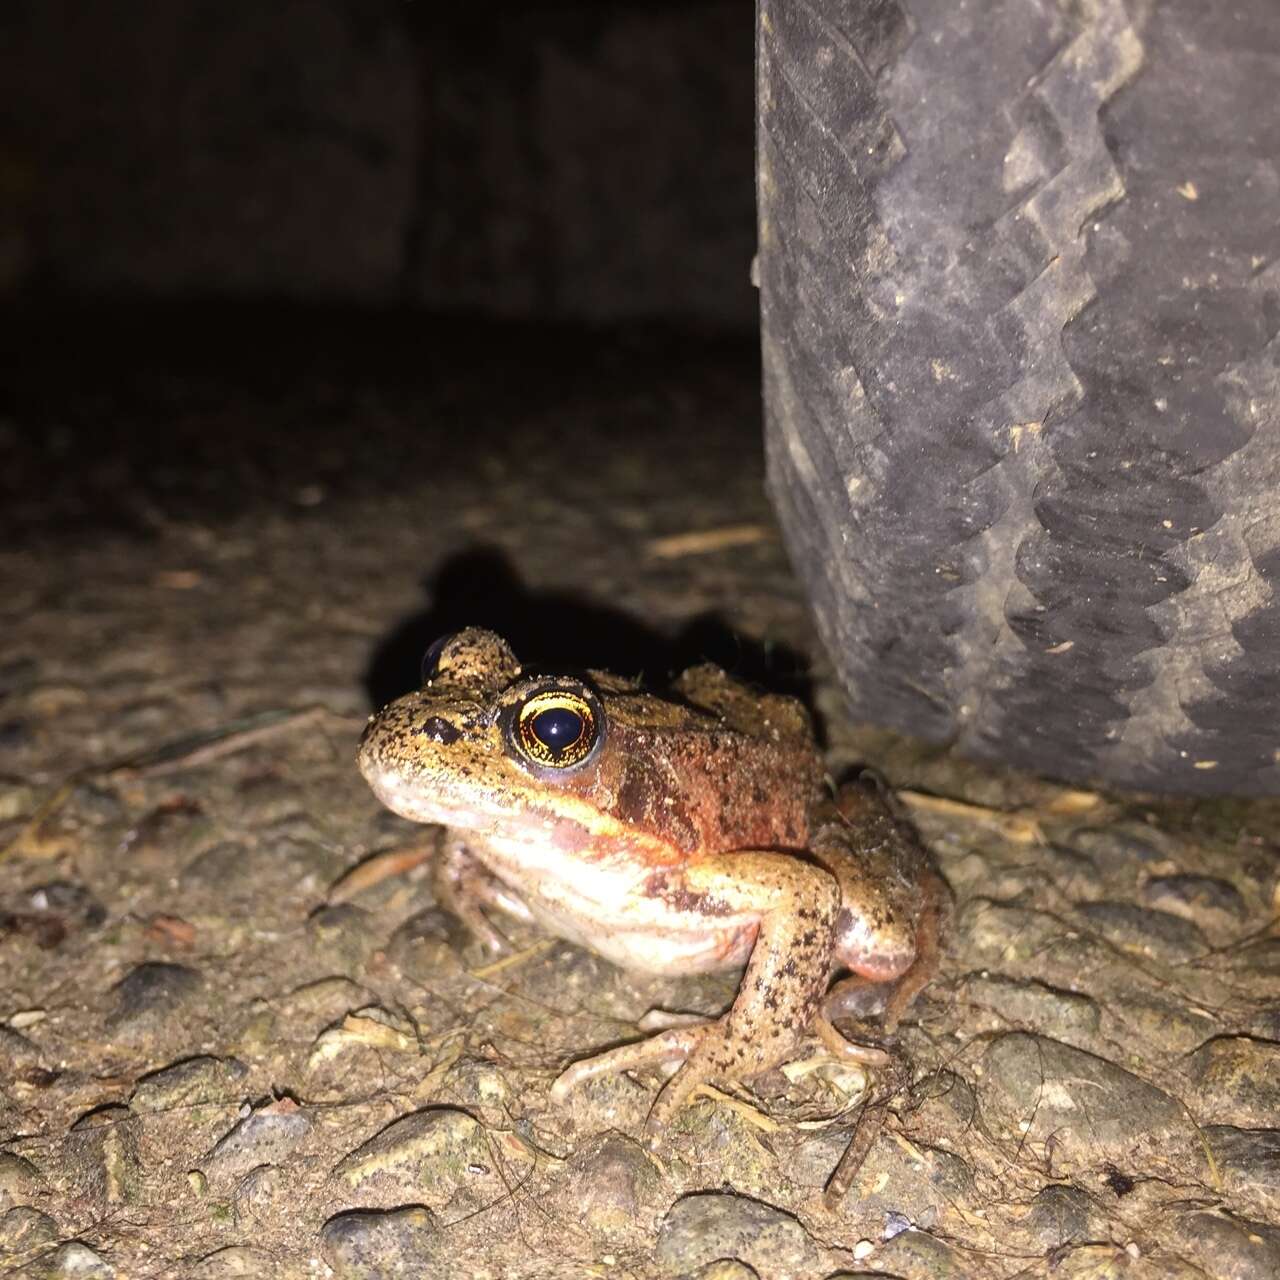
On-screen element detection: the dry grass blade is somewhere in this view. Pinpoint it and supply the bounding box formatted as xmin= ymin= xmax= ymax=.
xmin=328 ymin=842 xmax=436 ymax=904
xmin=645 ymin=523 xmax=771 ymax=559
xmin=898 ymin=791 xmax=1046 ymax=845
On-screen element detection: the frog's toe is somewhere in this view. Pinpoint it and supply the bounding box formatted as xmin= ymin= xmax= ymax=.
xmin=550 ymin=1024 xmax=707 ymax=1105
xmin=813 ymin=1013 xmax=893 ymax=1067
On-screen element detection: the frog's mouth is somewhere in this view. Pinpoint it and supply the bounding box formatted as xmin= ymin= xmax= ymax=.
xmin=359 ymin=751 xmax=498 ymax=828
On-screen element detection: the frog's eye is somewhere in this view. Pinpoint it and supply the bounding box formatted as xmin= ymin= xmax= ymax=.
xmin=511 ymin=690 xmax=600 ymax=770
xmin=421 ymin=634 xmax=452 ymax=684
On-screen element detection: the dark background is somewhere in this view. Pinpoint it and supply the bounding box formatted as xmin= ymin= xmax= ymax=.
xmin=1 ymin=0 xmax=756 ymax=325
xmin=1 ymin=0 xmax=763 ymax=544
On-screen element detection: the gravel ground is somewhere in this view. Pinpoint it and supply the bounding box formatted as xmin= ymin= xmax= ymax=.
xmin=1 ymin=309 xmax=1278 ymax=1279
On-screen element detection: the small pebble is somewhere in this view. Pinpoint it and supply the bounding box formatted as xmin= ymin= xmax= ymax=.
xmin=1204 ymin=1125 xmax=1280 ymax=1219
xmin=131 ymin=1055 xmax=248 ymax=1114
xmin=334 ymin=1108 xmax=491 ymax=1208
xmin=27 ymin=881 xmax=107 ymax=930
xmin=66 ymin=1106 xmax=140 ymax=1204
xmin=108 ymin=962 xmax=202 ymax=1030
xmin=32 ymin=1241 xmax=116 ymax=1278
xmin=1140 ymin=873 xmax=1247 ymax=928
xmin=1172 ymin=1209 xmax=1280 ymax=1279
xmin=1073 ymin=901 xmax=1208 ymax=963
xmin=979 ymin=1033 xmax=1200 ymax=1173
xmin=0 ymin=1153 xmax=42 ymax=1208
xmin=556 ymin=1132 xmax=662 ymax=1237
xmin=320 ymin=1206 xmax=438 ymax=1279
xmin=188 ymin=1244 xmax=279 ymax=1278
xmin=654 ymin=1192 xmax=822 ymax=1278
xmin=233 ymin=1163 xmax=287 ymax=1224
xmin=1067 ymin=827 xmax=1166 ymax=867
xmin=680 ymin=1263 xmax=758 ymax=1280
xmin=1025 ymin=1183 xmax=1095 ymax=1249
xmin=0 ymin=1204 xmax=58 ymax=1252
xmin=1185 ymin=1038 xmax=1280 ymax=1128
xmin=203 ymin=1101 xmax=311 ymax=1183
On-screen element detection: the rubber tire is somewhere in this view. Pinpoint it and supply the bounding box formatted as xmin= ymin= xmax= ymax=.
xmin=757 ymin=0 xmax=1280 ymax=794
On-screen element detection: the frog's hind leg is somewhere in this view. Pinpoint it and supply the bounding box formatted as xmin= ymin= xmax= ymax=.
xmin=434 ymin=834 xmax=534 ymax=954
xmin=880 ymin=865 xmax=951 ymax=1031
xmin=812 ymin=779 xmax=951 ymax=1040
xmin=550 ymin=851 xmax=840 ymax=1142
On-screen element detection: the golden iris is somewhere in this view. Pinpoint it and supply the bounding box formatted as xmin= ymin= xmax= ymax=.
xmin=515 ymin=692 xmax=597 ymax=767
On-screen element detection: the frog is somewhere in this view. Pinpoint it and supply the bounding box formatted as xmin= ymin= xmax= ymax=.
xmin=357 ymin=627 xmax=950 ymax=1141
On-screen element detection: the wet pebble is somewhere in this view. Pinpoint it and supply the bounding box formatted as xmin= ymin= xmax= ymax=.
xmin=1172 ymin=1209 xmax=1280 ymax=1280
xmin=235 ymin=781 xmax=309 ymax=828
xmin=320 ymin=1206 xmax=438 ymax=1280
xmin=909 ymin=1071 xmax=978 ymax=1131
xmin=108 ymin=962 xmax=202 ymax=1033
xmin=66 ymin=782 xmax=124 ymax=825
xmin=1073 ymin=901 xmax=1208 ymax=963
xmin=679 ymin=1264 xmax=758 ymax=1280
xmin=185 ymin=835 xmax=338 ymax=903
xmin=654 ymin=1192 xmax=822 ymax=1279
xmin=1185 ymin=1037 xmax=1280 ymax=1127
xmin=0 ymin=1153 xmax=42 ymax=1209
xmin=0 ymin=779 xmax=39 ymax=824
xmin=203 ymin=1100 xmax=311 ymax=1183
xmin=232 ymin=1163 xmax=287 ymax=1225
xmin=555 ymin=1132 xmax=662 ymax=1237
xmin=181 ymin=841 xmax=253 ymax=893
xmin=188 ymin=1244 xmax=283 ymax=1278
xmin=545 ymin=1060 xmax=652 ymax=1136
xmin=1041 ymin=842 xmax=1099 ymax=888
xmin=1228 ymin=939 xmax=1280 ymax=982
xmin=1066 ymin=826 xmax=1167 ymax=868
xmin=118 ymin=799 xmax=212 ymax=868
xmin=26 ymin=881 xmax=106 ymax=930
xmin=268 ymin=833 xmax=345 ymax=891
xmin=1110 ymin=993 xmax=1221 ymax=1055
xmin=333 ymin=1107 xmax=503 ymax=1211
xmin=25 ymin=1241 xmax=115 ymax=1278
xmin=1203 ymin=1127 xmax=1280 ymax=1220
xmin=859 ymin=1227 xmax=980 ymax=1278
xmin=0 ymin=1205 xmax=58 ymax=1254
xmin=959 ymin=974 xmax=1100 ymax=1043
xmin=0 ymin=1027 xmax=46 ymax=1075
xmin=278 ymin=977 xmax=373 ymax=1025
xmin=130 ymin=1055 xmax=248 ymax=1113
xmin=978 ymin=1033 xmax=1199 ymax=1174
xmin=1139 ymin=874 xmax=1247 ymax=936
xmin=384 ymin=909 xmax=468 ymax=981
xmin=958 ymin=902 xmax=1072 ymax=971
xmin=441 ymin=1056 xmax=514 ymax=1122
xmin=305 ymin=904 xmax=379 ymax=969
xmin=66 ymin=1106 xmax=140 ymax=1204
xmin=1025 ymin=1183 xmax=1098 ymax=1249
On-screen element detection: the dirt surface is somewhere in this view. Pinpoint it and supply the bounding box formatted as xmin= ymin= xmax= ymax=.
xmin=2 ymin=309 xmax=1279 ymax=1279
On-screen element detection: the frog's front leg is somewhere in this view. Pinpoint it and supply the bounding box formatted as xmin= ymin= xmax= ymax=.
xmin=550 ymin=852 xmax=839 ymax=1139
xmin=433 ymin=833 xmax=534 ymax=954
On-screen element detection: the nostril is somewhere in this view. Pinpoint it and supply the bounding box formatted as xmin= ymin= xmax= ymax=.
xmin=420 ymin=715 xmax=462 ymax=745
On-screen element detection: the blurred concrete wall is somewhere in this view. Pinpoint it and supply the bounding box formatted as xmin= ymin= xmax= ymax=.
xmin=0 ymin=0 xmax=756 ymax=327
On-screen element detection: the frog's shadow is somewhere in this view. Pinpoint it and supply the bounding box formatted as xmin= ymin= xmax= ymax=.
xmin=363 ymin=548 xmax=815 ymax=717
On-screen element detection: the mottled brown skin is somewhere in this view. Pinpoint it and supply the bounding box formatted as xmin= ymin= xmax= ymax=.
xmin=357 ymin=628 xmax=949 ymax=1138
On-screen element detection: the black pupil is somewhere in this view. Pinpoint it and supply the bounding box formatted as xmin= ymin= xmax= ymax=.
xmin=530 ymin=707 xmax=584 ymax=753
